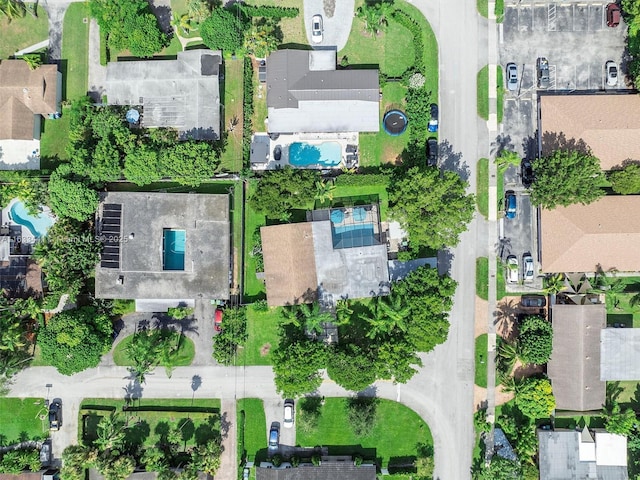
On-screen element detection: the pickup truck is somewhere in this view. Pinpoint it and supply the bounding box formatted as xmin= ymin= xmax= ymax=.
xmin=537 ymin=57 xmax=550 ymax=89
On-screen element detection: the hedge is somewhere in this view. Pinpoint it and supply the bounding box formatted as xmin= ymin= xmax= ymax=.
xmin=242 ymin=56 xmax=254 ymax=167
xmin=391 ymin=9 xmax=425 ymax=77
xmin=237 ymin=4 xmax=299 ymax=18
xmin=335 ymin=173 xmax=390 ymax=187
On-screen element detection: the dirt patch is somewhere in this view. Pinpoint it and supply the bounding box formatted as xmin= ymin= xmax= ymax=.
xmin=260 ymin=343 xmax=271 ymax=356
xmin=474 ymin=385 xmax=487 ymax=412
xmin=512 ymin=359 xmax=544 ymax=380
xmin=475 ymin=296 xmax=488 ymax=337
xmin=495 ymin=385 xmax=515 ymax=406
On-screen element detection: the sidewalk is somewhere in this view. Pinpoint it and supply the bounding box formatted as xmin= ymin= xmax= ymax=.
xmin=218 ymin=398 xmax=238 ymax=480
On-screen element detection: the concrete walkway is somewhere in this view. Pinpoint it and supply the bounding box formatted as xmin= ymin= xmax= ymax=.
xmin=15 ymin=40 xmax=50 ymax=56
xmin=87 ymin=19 xmax=107 ymax=102
xmin=218 ymin=399 xmax=237 ymax=480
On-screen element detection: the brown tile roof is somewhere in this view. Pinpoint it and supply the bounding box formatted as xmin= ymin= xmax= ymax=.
xmin=540 ymin=196 xmax=640 ymax=273
xmin=547 ymin=304 xmax=606 ymax=411
xmin=540 ymin=94 xmax=640 ymax=170
xmin=0 ymin=60 xmax=59 ymax=140
xmin=261 ymin=223 xmax=318 ymax=307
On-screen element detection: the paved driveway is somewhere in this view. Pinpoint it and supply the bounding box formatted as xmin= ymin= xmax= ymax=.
xmin=303 ymin=0 xmax=355 ymax=50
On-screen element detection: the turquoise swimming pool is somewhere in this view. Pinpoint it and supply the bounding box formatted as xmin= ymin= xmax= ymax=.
xmin=289 ymin=142 xmax=342 ymax=167
xmin=331 ymin=222 xmax=377 ymax=249
xmin=9 ymin=200 xmax=54 ymax=238
xmin=163 ymin=229 xmax=186 ymax=271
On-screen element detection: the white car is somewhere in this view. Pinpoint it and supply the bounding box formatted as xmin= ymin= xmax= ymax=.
xmin=311 ymin=15 xmax=323 ymax=43
xmin=506 ymin=255 xmax=519 ymax=284
xmin=283 ymin=399 xmax=294 ymax=428
xmin=523 ymin=253 xmax=534 ymax=282
xmin=606 ymin=61 xmax=618 ymax=87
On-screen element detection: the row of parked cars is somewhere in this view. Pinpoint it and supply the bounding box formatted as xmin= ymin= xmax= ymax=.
xmin=268 ymin=399 xmax=295 ymax=450
xmin=506 ymin=253 xmax=535 ymax=284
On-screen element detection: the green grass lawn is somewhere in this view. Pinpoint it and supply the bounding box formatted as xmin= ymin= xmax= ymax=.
xmin=495 ymin=0 xmax=505 ymax=22
xmin=0 ymin=7 xmax=49 ymax=59
xmin=80 ymin=398 xmax=220 ymax=448
xmin=477 ymin=65 xmax=489 ymax=120
xmin=237 ymin=398 xmax=267 ymax=464
xmin=475 ymin=334 xmax=488 ymax=388
xmin=476 ymin=158 xmax=489 ymax=218
xmin=477 ymin=0 xmax=488 ymax=18
xmin=476 ymin=257 xmax=488 ymax=300
xmin=61 ymin=3 xmax=90 ymax=100
xmin=331 ymin=184 xmax=390 ymax=221
xmin=496 ymin=66 xmax=504 ymax=123
xmin=235 ymin=305 xmax=282 ymax=366
xmin=244 ymin=181 xmax=267 ymax=300
xmin=112 ymin=331 xmax=195 ymax=367
xmin=40 ymin=112 xmax=71 ymax=168
xmin=297 ymin=398 xmax=433 ymax=468
xmin=232 ymin=182 xmax=243 ymax=294
xmin=0 ymin=398 xmax=48 ymax=443
xmin=218 ymin=58 xmax=244 ymax=173
xmin=603 ymin=276 xmax=640 ymax=327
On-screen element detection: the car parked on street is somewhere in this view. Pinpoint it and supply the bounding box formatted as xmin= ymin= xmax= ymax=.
xmin=427 ymin=138 xmax=438 ymax=167
xmin=214 ymin=309 xmax=223 ymax=332
xmin=537 ymin=57 xmax=550 ymax=89
xmin=521 ymin=159 xmax=534 ymax=188
xmin=428 ymin=103 xmax=439 ymax=132
xmin=283 ymin=399 xmax=294 ymax=428
xmin=521 ymin=295 xmax=546 ymax=308
xmin=606 ymin=61 xmax=618 ymax=87
xmin=607 ymin=3 xmax=621 ymax=27
xmin=268 ymin=422 xmax=280 ymax=449
xmin=506 ymin=255 xmax=519 ymax=284
xmin=49 ymin=400 xmax=61 ymax=431
xmin=311 ymin=15 xmax=323 ymax=43
xmin=505 ymin=190 xmax=517 ymax=219
xmin=506 ymin=63 xmax=518 ymax=91
xmin=523 ymin=253 xmax=535 ymax=282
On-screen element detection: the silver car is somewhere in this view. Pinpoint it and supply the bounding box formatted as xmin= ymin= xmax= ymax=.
xmin=506 ymin=63 xmax=518 ymax=91
xmin=523 ymin=253 xmax=534 ymax=282
xmin=311 ymin=15 xmax=323 ymax=43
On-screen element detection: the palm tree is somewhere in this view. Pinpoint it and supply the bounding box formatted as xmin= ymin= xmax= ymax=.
xmin=543 ymin=273 xmax=565 ymax=295
xmin=171 ymin=13 xmax=192 ymax=36
xmin=335 ymin=299 xmax=353 ymax=326
xmin=280 ymin=305 xmax=301 ymax=328
xmin=192 ymin=441 xmax=222 ymax=475
xmin=494 ymin=149 xmax=521 ymax=172
xmin=0 ymin=0 xmax=26 ymax=23
xmin=496 ymin=339 xmax=518 ymax=376
xmin=361 ymin=293 xmax=410 ymax=339
xmin=0 ymin=315 xmax=26 ymax=352
xmin=95 ymin=412 xmax=126 ymax=452
xmin=186 ymin=0 xmax=211 ymax=23
xmin=314 ymin=180 xmax=336 ymax=203
xmin=357 ymin=5 xmax=383 ymax=36
xmin=298 ymin=303 xmax=333 ymax=337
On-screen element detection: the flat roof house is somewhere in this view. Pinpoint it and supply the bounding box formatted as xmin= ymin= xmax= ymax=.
xmin=261 ymin=206 xmax=389 ymax=307
xmin=547 ymin=304 xmax=606 ymax=411
xmin=105 ymin=49 xmax=222 ymax=140
xmin=0 ymin=60 xmax=61 ymax=169
xmin=94 ymin=192 xmax=229 ymax=311
xmin=266 ymin=49 xmax=379 ymax=134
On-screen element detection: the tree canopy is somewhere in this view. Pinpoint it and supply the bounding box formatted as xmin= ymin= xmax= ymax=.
xmin=515 ymin=377 xmax=556 ymax=419
xmin=604 ymin=402 xmax=637 ymax=436
xmin=389 ymin=166 xmax=475 ymax=249
xmin=200 ymin=7 xmax=246 ymax=53
xmin=517 ymin=315 xmax=553 ymax=365
xmin=271 ymin=334 xmax=328 ymax=398
xmin=608 ymin=163 xmax=640 ymax=194
xmin=249 ymin=167 xmax=319 ymax=220
xmin=48 ymin=165 xmax=99 ymax=221
xmin=212 ymin=307 xmax=248 ymax=365
xmin=531 ymin=150 xmax=605 ymax=208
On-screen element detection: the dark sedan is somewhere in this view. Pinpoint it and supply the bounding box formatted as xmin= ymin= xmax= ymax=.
xmin=427 ymin=138 xmax=438 ymax=167
xmin=521 ymin=160 xmax=534 ymax=188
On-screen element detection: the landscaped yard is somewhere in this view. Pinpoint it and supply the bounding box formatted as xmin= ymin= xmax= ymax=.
xmin=218 ymin=58 xmax=244 ymax=173
xmin=0 ymin=7 xmax=49 ymax=59
xmin=614 ymin=381 xmax=640 ymax=408
xmin=235 ymin=305 xmax=281 ymax=366
xmin=0 ymin=398 xmax=48 ymax=444
xmin=604 ymin=277 xmax=640 ymax=327
xmin=244 ymin=181 xmax=267 ymax=301
xmin=112 ymin=332 xmax=195 ymax=367
xmin=61 ymin=3 xmax=90 ymax=100
xmin=296 ymin=398 xmax=433 ymax=468
xmin=476 ymin=158 xmax=489 ymax=218
xmin=237 ymin=398 xmax=267 ymax=464
xmin=80 ymin=398 xmax=221 ymax=448
xmin=40 ymin=112 xmax=71 ymax=169
xmin=245 ymin=0 xmax=306 ymax=46
xmin=475 ymin=334 xmax=488 ymax=388
xmin=331 ymin=183 xmax=390 ymax=220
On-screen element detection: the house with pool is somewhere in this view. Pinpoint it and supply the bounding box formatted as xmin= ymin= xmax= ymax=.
xmin=94 ymin=192 xmax=230 ymax=312
xmin=250 ymin=49 xmax=379 ymax=171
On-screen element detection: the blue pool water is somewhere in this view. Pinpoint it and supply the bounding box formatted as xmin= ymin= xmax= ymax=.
xmin=10 ymin=200 xmax=54 ymax=238
xmin=289 ymin=142 xmax=342 ymax=167
xmin=163 ymin=229 xmax=186 ymax=270
xmin=331 ymin=222 xmax=377 ymax=249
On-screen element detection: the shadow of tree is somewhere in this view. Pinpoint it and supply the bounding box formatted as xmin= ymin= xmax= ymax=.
xmin=438 ymin=140 xmax=470 ymax=182
xmin=540 ymin=131 xmax=590 ymax=157
xmin=491 ymin=133 xmax=515 ymax=158
xmin=493 ymin=298 xmax=520 ymax=341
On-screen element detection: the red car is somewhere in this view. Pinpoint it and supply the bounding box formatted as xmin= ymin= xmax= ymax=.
xmin=214 ymin=309 xmax=223 ymax=332
xmin=607 ymin=3 xmax=621 ymax=27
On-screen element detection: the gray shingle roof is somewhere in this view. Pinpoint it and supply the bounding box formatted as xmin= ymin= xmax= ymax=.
xmin=256 ymin=463 xmax=376 ymax=480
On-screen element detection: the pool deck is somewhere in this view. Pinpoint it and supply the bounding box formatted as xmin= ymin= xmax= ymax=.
xmin=2 ymin=198 xmax=55 ymax=246
xmin=250 ymin=132 xmax=360 ymax=171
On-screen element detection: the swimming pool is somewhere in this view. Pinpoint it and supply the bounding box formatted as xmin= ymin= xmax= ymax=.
xmin=289 ymin=142 xmax=342 ymax=167
xmin=163 ymin=229 xmax=186 ymax=271
xmin=9 ymin=200 xmax=54 ymax=238
xmin=332 ymin=222 xmax=378 ymax=249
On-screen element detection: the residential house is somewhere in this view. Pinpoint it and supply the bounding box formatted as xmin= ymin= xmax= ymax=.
xmin=94 ymin=192 xmax=230 ymax=312
xmin=0 ymin=470 xmax=59 ymax=480
xmin=89 ymin=470 xmax=211 ymax=480
xmin=0 ymin=60 xmax=61 ymax=169
xmin=260 ymin=205 xmax=389 ymax=308
xmin=105 ymin=49 xmax=222 ymax=140
xmin=547 ymin=303 xmax=606 ymax=411
xmin=538 ymin=428 xmax=628 ymax=480
xmin=256 ymin=457 xmax=376 ymax=480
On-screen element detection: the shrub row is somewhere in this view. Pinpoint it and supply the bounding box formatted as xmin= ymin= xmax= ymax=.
xmin=335 ymin=173 xmax=390 ymax=187
xmin=237 ymin=4 xmax=299 ymax=18
xmin=391 ymin=9 xmax=425 ymax=76
xmin=243 ymin=57 xmax=254 ymax=167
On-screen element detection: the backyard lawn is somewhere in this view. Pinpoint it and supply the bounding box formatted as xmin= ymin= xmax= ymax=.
xmin=476 ymin=158 xmax=489 ymax=218
xmin=296 ymin=398 xmax=433 ymax=468
xmin=80 ymin=398 xmax=221 ymax=448
xmin=61 ymin=3 xmax=90 ymax=100
xmin=0 ymin=7 xmax=49 ymax=59
xmin=475 ymin=334 xmax=488 ymax=388
xmin=235 ymin=305 xmax=282 ymax=366
xmin=218 ymin=58 xmax=244 ymax=173
xmin=604 ymin=277 xmax=640 ymax=327
xmin=614 ymin=381 xmax=640 ymax=408
xmin=245 ymin=0 xmax=307 ymax=46
xmin=237 ymin=398 xmax=267 ymax=464
xmin=244 ymin=181 xmax=267 ymax=300
xmin=112 ymin=332 xmax=195 ymax=367
xmin=40 ymin=112 xmax=71 ymax=169
xmin=0 ymin=398 xmax=48 ymax=444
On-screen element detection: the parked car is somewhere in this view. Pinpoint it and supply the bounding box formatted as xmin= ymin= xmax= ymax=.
xmin=523 ymin=253 xmax=535 ymax=282
xmin=505 ymin=190 xmax=517 ymax=219
xmin=214 ymin=309 xmax=223 ymax=332
xmin=606 ymin=61 xmax=618 ymax=87
xmin=506 ymin=63 xmax=518 ymax=91
xmin=311 ymin=15 xmax=323 ymax=43
xmin=607 ymin=3 xmax=621 ymax=27
xmin=273 ymin=145 xmax=282 ymax=161
xmin=49 ymin=400 xmax=61 ymax=431
xmin=268 ymin=422 xmax=280 ymax=449
xmin=428 ymin=103 xmax=439 ymax=132
xmin=537 ymin=57 xmax=550 ymax=89
xmin=506 ymin=255 xmax=519 ymax=284
xmin=283 ymin=399 xmax=294 ymax=428
xmin=427 ymin=138 xmax=438 ymax=167
xmin=521 ymin=159 xmax=534 ymax=188
xmin=521 ymin=295 xmax=546 ymax=308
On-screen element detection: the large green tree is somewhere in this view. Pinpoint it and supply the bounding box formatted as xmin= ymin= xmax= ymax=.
xmin=124 ymin=146 xmax=162 ymax=186
xmin=200 ymin=7 xmax=245 ymax=53
xmin=243 ymin=18 xmax=281 ymax=58
xmin=326 ymin=344 xmax=377 ymax=392
xmin=515 ymin=377 xmax=556 ymax=419
xmin=531 ymin=150 xmax=605 ymax=208
xmin=212 ymin=307 xmax=248 ymax=365
xmin=271 ymin=336 xmax=327 ymax=398
xmin=249 ymin=167 xmax=319 ymax=219
xmin=389 ymin=166 xmax=475 ymax=249
xmin=608 ymin=163 xmax=640 ymax=194
xmin=38 ymin=307 xmax=113 ymax=375
xmin=604 ymin=401 xmax=637 ymax=436
xmin=473 ymin=456 xmax=522 ymax=480
xmin=517 ymin=315 xmax=553 ymax=365
xmin=160 ymin=141 xmax=219 ymax=186
xmin=48 ymin=165 xmax=99 ymax=221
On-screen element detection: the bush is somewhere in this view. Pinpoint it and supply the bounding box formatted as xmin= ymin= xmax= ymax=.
xmin=353 ymin=455 xmax=363 ymax=467
xmin=334 ymin=173 xmax=390 ymax=187
xmin=200 ymin=8 xmax=245 ymax=53
xmin=609 ymin=164 xmax=640 ymax=194
xmin=252 ymin=299 xmax=269 ymax=312
xmin=271 ymin=454 xmax=282 ymax=467
xmin=311 ymin=454 xmax=321 ymax=466
xmin=290 ymin=455 xmax=300 ymax=467
xmin=390 ymin=10 xmax=425 ymax=75
xmin=243 ymin=56 xmax=254 ymax=167
xmin=212 ymin=307 xmax=248 ymax=365
xmin=346 ymin=396 xmax=378 ymax=437
xmin=237 ymin=4 xmax=299 ymax=18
